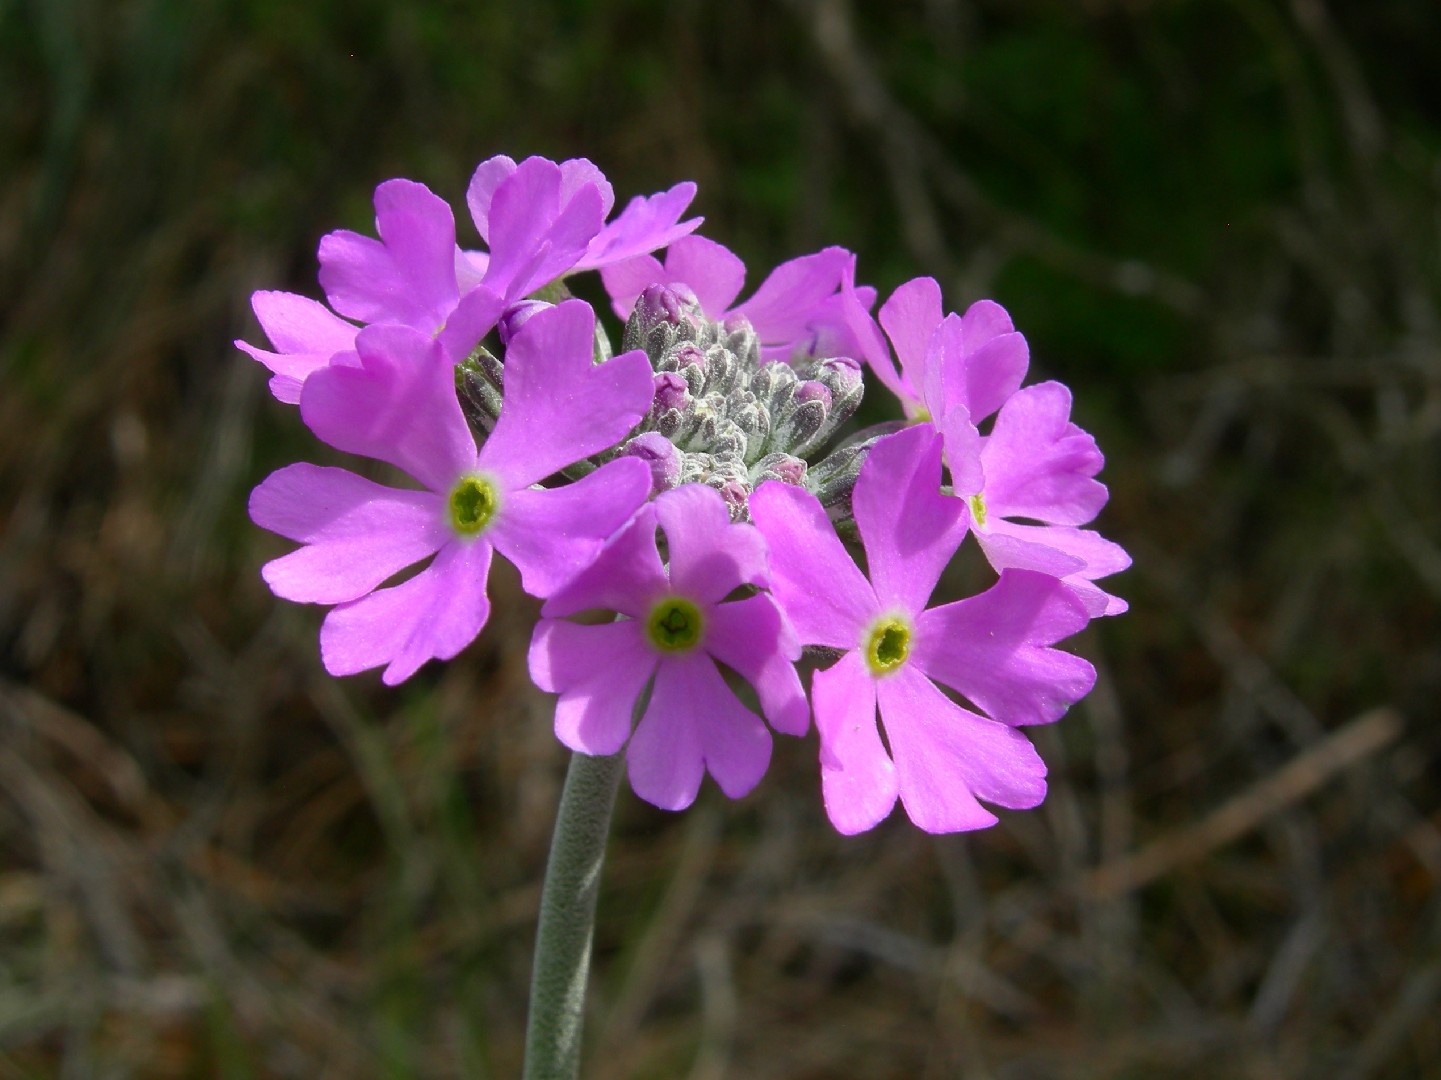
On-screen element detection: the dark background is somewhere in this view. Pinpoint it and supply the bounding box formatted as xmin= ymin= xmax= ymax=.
xmin=2 ymin=1 xmax=1439 ymax=1076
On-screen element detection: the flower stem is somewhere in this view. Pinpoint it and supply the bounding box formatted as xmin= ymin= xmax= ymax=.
xmin=523 ymin=750 xmax=625 ymax=1080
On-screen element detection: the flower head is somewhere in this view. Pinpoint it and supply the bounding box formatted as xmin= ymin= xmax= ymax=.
xmin=750 ymin=423 xmax=1096 ymax=834
xmin=529 ymin=484 xmax=808 ymax=811
xmin=249 ymin=300 xmax=654 ymax=684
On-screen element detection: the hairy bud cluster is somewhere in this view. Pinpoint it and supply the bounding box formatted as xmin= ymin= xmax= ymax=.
xmin=457 ymin=283 xmax=880 ymax=520
xmin=614 ymin=284 xmax=868 ymax=518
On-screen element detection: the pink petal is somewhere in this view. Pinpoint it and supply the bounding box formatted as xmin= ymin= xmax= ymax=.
xmin=794 ymin=285 xmax=877 ymax=363
xmin=840 ymin=258 xmax=911 ymax=405
xmin=317 ymin=179 xmax=460 ymax=332
xmin=748 ymin=481 xmax=876 ymax=649
xmin=979 ymin=520 xmax=1130 ymax=617
xmin=879 ymin=666 xmax=1047 ymax=833
xmin=238 ymin=291 xmax=358 ymax=404
xmin=482 ymin=159 xmax=604 ymax=300
xmin=434 ymin=285 xmax=507 ymax=367
xmin=236 ymin=342 xmax=327 ymax=406
xmin=704 ymin=594 xmax=809 ymax=736
xmin=927 ymin=310 xmax=1027 ymax=426
xmin=936 ymin=402 xmax=984 ymax=497
xmin=913 ymin=569 xmax=1096 ymax=726
xmin=249 ymin=290 xmax=357 ymax=354
xmin=985 ymin=519 xmax=1130 ymax=579
xmin=878 ymin=276 xmax=943 ymax=401
xmin=981 ymin=382 xmax=1107 ymax=526
xmin=657 ymin=485 xmax=768 ymax=605
xmin=952 ymin=299 xmax=1028 ymax=423
xmin=489 ymin=457 xmax=652 ymax=599
xmin=733 ymin=247 xmax=849 ymax=346
xmin=628 ymin=654 xmax=772 ymax=809
xmin=573 ymin=182 xmax=702 ymax=272
xmin=250 ymin=464 xmax=447 ymax=604
xmin=971 ymin=526 xmax=1087 ymax=579
xmin=1065 ymin=581 xmax=1129 ymax=618
xmin=465 ymin=154 xmax=518 ymax=243
xmin=599 ymin=253 xmax=667 ymax=319
xmin=455 ymin=248 xmax=488 ymax=292
xmin=478 ymin=301 xmax=653 ymax=487
xmin=960 ymin=297 xmax=1015 ymax=343
xmin=851 ymin=425 xmax=968 ymax=616
xmin=558 ymin=157 xmax=614 ymax=219
xmin=541 ymin=501 xmax=667 ymax=620
xmin=812 ymin=654 xmax=895 ymax=835
xmin=530 ymin=618 xmax=655 ymax=755
xmin=319 ymin=540 xmax=492 ymax=685
xmin=660 ymin=235 xmax=746 ymax=317
xmin=300 ymin=324 xmax=478 ymax=493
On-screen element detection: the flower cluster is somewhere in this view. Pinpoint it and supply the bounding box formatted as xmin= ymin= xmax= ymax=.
xmin=244 ymin=154 xmax=1128 ymax=834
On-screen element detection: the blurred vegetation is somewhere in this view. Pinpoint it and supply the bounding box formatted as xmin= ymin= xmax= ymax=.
xmin=2 ymin=0 xmax=1439 ymax=1077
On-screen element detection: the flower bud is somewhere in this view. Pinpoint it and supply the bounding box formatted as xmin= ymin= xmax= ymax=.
xmin=652 ymin=371 xmax=690 ymax=414
xmin=751 ymin=452 xmax=807 ymax=487
xmin=498 ymin=300 xmax=552 ymax=346
xmin=621 ymin=432 xmax=684 ymax=496
xmin=622 ymin=283 xmax=705 ymax=358
xmin=795 ymin=380 xmax=832 ymax=409
xmin=457 ymin=345 xmax=504 ymax=436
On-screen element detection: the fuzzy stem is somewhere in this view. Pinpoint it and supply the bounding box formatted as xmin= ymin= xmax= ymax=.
xmin=522 ymin=750 xmax=625 ymax=1080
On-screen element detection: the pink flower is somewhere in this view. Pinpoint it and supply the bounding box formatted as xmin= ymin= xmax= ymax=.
xmin=249 ymin=300 xmax=654 ymax=684
xmin=968 ymin=382 xmax=1130 ymax=616
xmin=529 ymin=484 xmax=808 ymax=811
xmin=841 ymin=270 xmax=1030 ymax=493
xmin=240 ymin=157 xmax=701 ymax=403
xmin=465 ymin=155 xmax=702 ymax=286
xmin=750 ymin=423 xmax=1096 ymax=834
xmin=842 ymin=273 xmax=1128 ymax=613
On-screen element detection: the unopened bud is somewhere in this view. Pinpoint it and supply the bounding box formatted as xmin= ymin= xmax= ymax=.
xmin=752 ymin=452 xmax=807 ymax=487
xmin=653 ymin=371 xmax=689 ymax=414
xmin=498 ymin=300 xmax=552 ymax=346
xmin=621 ymin=433 xmax=684 ymax=496
xmin=795 ymin=381 xmax=832 ymax=409
xmin=457 ymin=345 xmax=504 ymax=437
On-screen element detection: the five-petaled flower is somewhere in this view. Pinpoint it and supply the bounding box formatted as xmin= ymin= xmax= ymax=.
xmin=529 ymin=484 xmax=808 ymax=810
xmin=249 ymin=300 xmax=653 ymax=684
xmin=750 ymin=423 xmax=1097 ymax=834
xmin=238 ymin=155 xmax=700 ymax=404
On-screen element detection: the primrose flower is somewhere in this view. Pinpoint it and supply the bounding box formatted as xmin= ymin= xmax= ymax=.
xmin=750 ymin=423 xmax=1096 ymax=834
xmin=240 ymin=157 xmax=700 ymax=404
xmin=250 ymin=300 xmax=654 ymax=684
xmin=968 ymin=382 xmax=1131 ymax=616
xmin=601 ymin=235 xmax=870 ymax=362
xmin=841 ymin=270 xmax=1029 ymax=493
xmin=465 ymin=154 xmax=702 ymax=284
xmin=529 ymin=484 xmax=808 ymax=811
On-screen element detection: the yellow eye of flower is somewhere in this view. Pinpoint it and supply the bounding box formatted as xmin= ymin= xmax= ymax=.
xmin=646 ymin=597 xmax=704 ymax=652
xmin=449 ymin=475 xmax=499 ymax=536
xmin=863 ymin=615 xmax=912 ymax=676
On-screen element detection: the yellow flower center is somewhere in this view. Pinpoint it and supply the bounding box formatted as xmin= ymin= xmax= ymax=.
xmin=863 ymin=615 xmax=912 ymax=677
xmin=448 ymin=475 xmax=499 ymax=536
xmin=646 ymin=596 xmax=704 ymax=653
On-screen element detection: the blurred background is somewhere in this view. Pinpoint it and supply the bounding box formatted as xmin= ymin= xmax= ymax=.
xmin=2 ymin=0 xmax=1439 ymax=1076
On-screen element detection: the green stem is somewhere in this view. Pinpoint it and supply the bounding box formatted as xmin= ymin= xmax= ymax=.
xmin=522 ymin=750 xmax=625 ymax=1080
